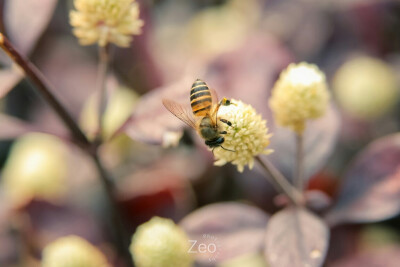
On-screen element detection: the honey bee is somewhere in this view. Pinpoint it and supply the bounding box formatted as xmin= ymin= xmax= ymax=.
xmin=162 ymin=79 xmax=234 ymax=151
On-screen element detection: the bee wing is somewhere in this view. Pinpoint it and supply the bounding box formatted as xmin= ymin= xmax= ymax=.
xmin=162 ymin=98 xmax=197 ymax=129
xmin=209 ymin=87 xmax=219 ymax=106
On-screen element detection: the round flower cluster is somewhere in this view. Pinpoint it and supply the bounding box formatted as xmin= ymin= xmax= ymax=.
xmin=333 ymin=56 xmax=398 ymax=120
xmin=269 ymin=62 xmax=330 ymax=134
xmin=213 ymin=100 xmax=273 ymax=173
xmin=42 ymin=236 xmax=110 ymax=267
xmin=70 ymin=0 xmax=144 ymax=47
xmin=1 ymin=133 xmax=68 ymax=205
xmin=130 ymin=217 xmax=193 ymax=267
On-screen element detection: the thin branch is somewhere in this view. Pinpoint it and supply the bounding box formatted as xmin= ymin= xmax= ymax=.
xmin=255 ymin=156 xmax=303 ymax=205
xmin=92 ymin=153 xmax=133 ymax=267
xmin=0 ymin=33 xmax=89 ymax=148
xmin=295 ymin=133 xmax=304 ymax=191
xmin=96 ymin=45 xmax=109 ymax=140
xmin=0 ymin=33 xmax=133 ymax=266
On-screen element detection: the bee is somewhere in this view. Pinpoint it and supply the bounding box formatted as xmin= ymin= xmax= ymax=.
xmin=162 ymin=79 xmax=234 ymax=151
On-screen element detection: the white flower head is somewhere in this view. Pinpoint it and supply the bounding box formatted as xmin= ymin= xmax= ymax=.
xmin=213 ymin=100 xmax=273 ymax=173
xmin=269 ymin=62 xmax=330 ymax=134
xmin=70 ymin=0 xmax=144 ymax=47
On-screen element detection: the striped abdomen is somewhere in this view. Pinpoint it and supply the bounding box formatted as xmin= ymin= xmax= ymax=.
xmin=190 ymin=79 xmax=212 ymax=117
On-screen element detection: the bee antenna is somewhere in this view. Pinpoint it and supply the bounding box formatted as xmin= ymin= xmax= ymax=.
xmin=221 ymin=146 xmax=235 ymax=152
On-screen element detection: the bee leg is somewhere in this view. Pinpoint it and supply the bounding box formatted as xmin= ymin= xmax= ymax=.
xmin=219 ymin=118 xmax=232 ymax=126
xmin=219 ymin=131 xmax=227 ymax=135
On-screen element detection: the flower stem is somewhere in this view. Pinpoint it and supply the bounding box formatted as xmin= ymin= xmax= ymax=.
xmin=0 ymin=33 xmax=89 ymax=148
xmin=255 ymin=156 xmax=303 ymax=205
xmin=0 ymin=33 xmax=133 ymax=266
xmin=295 ymin=133 xmax=304 ymax=191
xmin=96 ymin=45 xmax=109 ymax=141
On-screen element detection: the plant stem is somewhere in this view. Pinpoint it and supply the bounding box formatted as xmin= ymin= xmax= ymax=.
xmin=96 ymin=45 xmax=109 ymax=141
xmin=295 ymin=133 xmax=304 ymax=191
xmin=255 ymin=156 xmax=303 ymax=205
xmin=0 ymin=33 xmax=89 ymax=148
xmin=0 ymin=33 xmax=133 ymax=266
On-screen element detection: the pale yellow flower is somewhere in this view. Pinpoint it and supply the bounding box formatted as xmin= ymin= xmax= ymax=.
xmin=42 ymin=236 xmax=110 ymax=267
xmin=269 ymin=62 xmax=330 ymax=134
xmin=213 ymin=100 xmax=273 ymax=173
xmin=1 ymin=133 xmax=68 ymax=205
xmin=130 ymin=217 xmax=193 ymax=267
xmin=333 ymin=56 xmax=398 ymax=119
xmin=70 ymin=0 xmax=144 ymax=47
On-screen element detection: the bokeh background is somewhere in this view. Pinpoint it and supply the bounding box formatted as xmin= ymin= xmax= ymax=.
xmin=0 ymin=0 xmax=400 ymax=266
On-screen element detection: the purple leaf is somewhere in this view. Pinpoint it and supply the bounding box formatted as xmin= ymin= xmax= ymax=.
xmin=265 ymin=207 xmax=329 ymax=267
xmin=116 ymin=151 xmax=202 ymax=228
xmin=0 ymin=69 xmax=23 ymax=99
xmin=0 ymin=114 xmax=69 ymax=141
xmin=4 ymin=0 xmax=57 ymax=56
xmin=180 ymin=202 xmax=269 ymax=265
xmin=305 ymin=190 xmax=332 ymax=212
xmin=0 ymin=114 xmax=38 ymax=140
xmin=124 ymin=75 xmax=197 ymax=144
xmin=329 ymin=246 xmax=400 ymax=267
xmin=325 ymin=133 xmax=400 ymax=226
xmin=24 ymin=200 xmax=104 ymax=246
xmin=205 ymin=34 xmax=292 ymax=119
xmin=269 ymin=103 xmax=341 ymax=181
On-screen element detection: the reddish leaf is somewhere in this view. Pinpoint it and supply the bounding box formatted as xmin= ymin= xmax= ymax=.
xmin=0 ymin=114 xmax=69 ymax=141
xmin=34 ymin=37 xmax=104 ymax=112
xmin=205 ymin=34 xmax=291 ymax=119
xmin=329 ymin=246 xmax=400 ymax=267
xmin=124 ymin=75 xmax=197 ymax=144
xmin=23 ymin=200 xmax=104 ymax=247
xmin=265 ymin=207 xmax=329 ymax=267
xmin=0 ymin=114 xmax=38 ymax=140
xmin=180 ymin=202 xmax=269 ymax=265
xmin=269 ymin=104 xmax=340 ymax=182
xmin=325 ymin=134 xmax=400 ymax=226
xmin=305 ymin=190 xmax=332 ymax=212
xmin=0 ymin=0 xmax=56 ymax=98
xmin=0 ymin=69 xmax=23 ymax=99
xmin=117 ymin=151 xmax=202 ymax=229
xmin=308 ymin=172 xmax=339 ymax=199
xmin=4 ymin=0 xmax=57 ymax=56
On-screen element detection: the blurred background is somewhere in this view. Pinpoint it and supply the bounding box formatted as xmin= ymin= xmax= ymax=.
xmin=0 ymin=0 xmax=400 ymax=266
